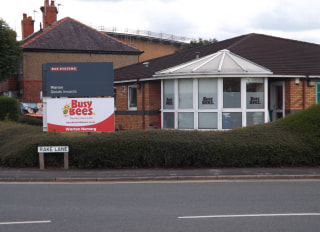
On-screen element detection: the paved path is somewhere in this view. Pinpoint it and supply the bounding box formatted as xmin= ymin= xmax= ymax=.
xmin=0 ymin=167 xmax=320 ymax=182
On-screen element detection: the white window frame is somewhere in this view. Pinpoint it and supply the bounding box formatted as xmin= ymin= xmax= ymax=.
xmin=161 ymin=77 xmax=268 ymax=130
xmin=128 ymin=85 xmax=137 ymax=110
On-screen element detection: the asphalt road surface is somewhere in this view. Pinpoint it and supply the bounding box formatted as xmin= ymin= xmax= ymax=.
xmin=0 ymin=180 xmax=320 ymax=232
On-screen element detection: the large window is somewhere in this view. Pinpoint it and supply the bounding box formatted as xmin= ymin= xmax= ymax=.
xmin=247 ymin=112 xmax=264 ymax=126
xmin=163 ymin=80 xmax=174 ymax=109
xmin=128 ymin=85 xmax=137 ymax=110
xmin=246 ymin=78 xmax=264 ymax=109
xmin=179 ymin=79 xmax=193 ymax=109
xmin=163 ymin=112 xmax=174 ymax=129
xmin=198 ymin=112 xmax=217 ymax=129
xmin=162 ymin=77 xmax=267 ymax=130
xmin=178 ymin=112 xmax=194 ymax=129
xmin=222 ymin=112 xmax=242 ymax=129
xmin=199 ymin=79 xmax=217 ymax=109
xmin=223 ymin=78 xmax=241 ymax=108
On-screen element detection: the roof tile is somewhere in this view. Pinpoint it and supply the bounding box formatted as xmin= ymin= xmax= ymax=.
xmin=114 ymin=33 xmax=320 ymax=81
xmin=22 ymin=17 xmax=143 ymax=54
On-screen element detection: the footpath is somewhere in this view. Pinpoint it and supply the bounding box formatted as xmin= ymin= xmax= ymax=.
xmin=0 ymin=167 xmax=320 ymax=182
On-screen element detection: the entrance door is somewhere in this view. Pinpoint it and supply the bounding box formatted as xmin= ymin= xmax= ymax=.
xmin=270 ymin=82 xmax=285 ymax=121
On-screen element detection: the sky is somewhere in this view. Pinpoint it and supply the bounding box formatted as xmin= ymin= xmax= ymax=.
xmin=1 ymin=0 xmax=320 ymax=44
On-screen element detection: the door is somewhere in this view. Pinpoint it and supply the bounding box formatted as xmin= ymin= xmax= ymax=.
xmin=270 ymin=82 xmax=285 ymax=121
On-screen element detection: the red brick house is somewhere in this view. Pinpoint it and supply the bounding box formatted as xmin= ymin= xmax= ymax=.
xmin=114 ymin=33 xmax=320 ymax=130
xmin=0 ymin=0 xmax=143 ymax=104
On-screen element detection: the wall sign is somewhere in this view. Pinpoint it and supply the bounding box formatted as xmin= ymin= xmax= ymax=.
xmin=42 ymin=62 xmax=114 ymax=97
xmin=46 ymin=98 xmax=114 ymax=132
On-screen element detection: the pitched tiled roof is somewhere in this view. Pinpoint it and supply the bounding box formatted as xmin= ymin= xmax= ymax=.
xmin=114 ymin=33 xmax=320 ymax=82
xmin=22 ymin=17 xmax=143 ymax=55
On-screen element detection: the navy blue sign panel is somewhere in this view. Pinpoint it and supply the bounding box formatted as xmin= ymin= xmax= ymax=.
xmin=42 ymin=62 xmax=114 ymax=97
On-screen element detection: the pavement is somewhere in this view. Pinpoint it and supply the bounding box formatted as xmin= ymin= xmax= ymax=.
xmin=0 ymin=167 xmax=320 ymax=182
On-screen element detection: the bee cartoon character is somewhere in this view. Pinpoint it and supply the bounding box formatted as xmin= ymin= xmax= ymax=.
xmin=63 ymin=104 xmax=70 ymax=115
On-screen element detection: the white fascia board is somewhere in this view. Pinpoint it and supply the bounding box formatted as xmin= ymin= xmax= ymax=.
xmin=114 ymin=79 xmax=138 ymax=84
xmin=152 ymin=73 xmax=273 ymax=80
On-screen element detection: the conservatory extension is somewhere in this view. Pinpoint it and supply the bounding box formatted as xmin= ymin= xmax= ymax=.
xmin=154 ymin=49 xmax=273 ymax=130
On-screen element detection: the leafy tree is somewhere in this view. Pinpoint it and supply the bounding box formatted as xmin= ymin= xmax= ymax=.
xmin=0 ymin=18 xmax=21 ymax=82
xmin=177 ymin=38 xmax=218 ymax=52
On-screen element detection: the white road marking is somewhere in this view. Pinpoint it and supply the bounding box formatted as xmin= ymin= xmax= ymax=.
xmin=0 ymin=220 xmax=51 ymax=225
xmin=178 ymin=213 xmax=320 ymax=219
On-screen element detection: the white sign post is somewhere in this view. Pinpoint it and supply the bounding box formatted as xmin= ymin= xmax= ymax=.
xmin=37 ymin=146 xmax=69 ymax=170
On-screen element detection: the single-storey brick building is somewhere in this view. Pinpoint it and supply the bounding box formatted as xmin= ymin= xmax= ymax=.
xmin=114 ymin=33 xmax=320 ymax=130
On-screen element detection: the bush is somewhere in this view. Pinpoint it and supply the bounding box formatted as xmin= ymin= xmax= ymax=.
xmin=0 ymin=104 xmax=320 ymax=168
xmin=0 ymin=96 xmax=19 ymax=121
xmin=18 ymin=115 xmax=43 ymax=126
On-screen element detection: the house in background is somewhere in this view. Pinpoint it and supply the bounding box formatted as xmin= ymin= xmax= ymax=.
xmin=114 ymin=33 xmax=320 ymax=130
xmin=0 ymin=0 xmax=190 ymax=102
xmin=19 ymin=0 xmax=142 ymax=103
xmin=104 ymin=28 xmax=192 ymax=62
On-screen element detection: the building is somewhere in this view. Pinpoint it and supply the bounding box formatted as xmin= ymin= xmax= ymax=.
xmin=114 ymin=33 xmax=320 ymax=130
xmin=0 ymin=0 xmax=143 ymax=103
xmin=103 ymin=28 xmax=192 ymax=62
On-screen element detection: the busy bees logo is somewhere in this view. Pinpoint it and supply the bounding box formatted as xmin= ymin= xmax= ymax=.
xmin=63 ymin=100 xmax=95 ymax=116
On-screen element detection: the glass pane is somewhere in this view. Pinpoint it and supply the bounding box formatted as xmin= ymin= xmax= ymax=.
xmin=223 ymin=78 xmax=241 ymax=108
xmin=178 ymin=112 xmax=194 ymax=129
xmin=163 ymin=80 xmax=174 ymax=109
xmin=129 ymin=87 xmax=137 ymax=108
xmin=163 ymin=112 xmax=174 ymax=129
xmin=247 ymin=78 xmax=264 ymax=109
xmin=247 ymin=112 xmax=264 ymax=126
xmin=199 ymin=79 xmax=217 ymax=109
xmin=114 ymin=87 xmax=117 ymax=109
xmin=222 ymin=112 xmax=242 ymax=129
xmin=179 ymin=79 xmax=193 ymax=109
xmin=198 ymin=112 xmax=217 ymax=129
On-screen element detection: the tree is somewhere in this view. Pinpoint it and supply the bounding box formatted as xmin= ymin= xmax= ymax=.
xmin=177 ymin=38 xmax=218 ymax=52
xmin=0 ymin=18 xmax=21 ymax=82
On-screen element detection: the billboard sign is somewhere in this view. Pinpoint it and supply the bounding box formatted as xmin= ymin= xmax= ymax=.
xmin=46 ymin=98 xmax=114 ymax=132
xmin=42 ymin=62 xmax=114 ymax=97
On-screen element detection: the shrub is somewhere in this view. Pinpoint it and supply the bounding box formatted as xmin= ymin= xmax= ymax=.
xmin=0 ymin=96 xmax=19 ymax=121
xmin=18 ymin=115 xmax=43 ymax=126
xmin=0 ymin=104 xmax=320 ymax=168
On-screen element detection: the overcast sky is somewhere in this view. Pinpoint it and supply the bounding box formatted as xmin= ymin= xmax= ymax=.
xmin=1 ymin=0 xmax=320 ymax=44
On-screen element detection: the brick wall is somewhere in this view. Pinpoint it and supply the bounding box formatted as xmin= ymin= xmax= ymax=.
xmin=0 ymin=76 xmax=18 ymax=92
xmin=285 ymin=79 xmax=316 ymax=113
xmin=20 ymin=80 xmax=42 ymax=102
xmin=115 ymin=37 xmax=179 ymax=62
xmin=115 ymin=81 xmax=161 ymax=130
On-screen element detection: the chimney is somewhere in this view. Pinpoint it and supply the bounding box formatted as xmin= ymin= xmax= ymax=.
xmin=21 ymin=13 xmax=34 ymax=39
xmin=40 ymin=0 xmax=58 ymax=29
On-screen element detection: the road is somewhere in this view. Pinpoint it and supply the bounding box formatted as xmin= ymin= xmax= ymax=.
xmin=0 ymin=180 xmax=320 ymax=232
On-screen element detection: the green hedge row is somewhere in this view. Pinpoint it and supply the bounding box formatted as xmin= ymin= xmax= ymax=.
xmin=1 ymin=104 xmax=319 ymax=169
xmin=0 ymin=96 xmax=19 ymax=121
xmin=1 ymin=123 xmax=318 ymax=168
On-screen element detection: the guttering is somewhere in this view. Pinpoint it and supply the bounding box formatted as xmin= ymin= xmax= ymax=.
xmin=114 ymin=79 xmax=139 ymax=84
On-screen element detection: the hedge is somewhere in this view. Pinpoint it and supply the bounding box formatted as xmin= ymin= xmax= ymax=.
xmin=0 ymin=104 xmax=319 ymax=168
xmin=0 ymin=96 xmax=19 ymax=121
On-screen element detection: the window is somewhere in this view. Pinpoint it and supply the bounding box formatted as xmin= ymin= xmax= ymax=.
xmin=198 ymin=112 xmax=217 ymax=129
xmin=163 ymin=112 xmax=175 ymax=129
xmin=113 ymin=87 xmax=117 ymax=109
xmin=247 ymin=112 xmax=264 ymax=126
xmin=178 ymin=112 xmax=194 ymax=129
xmin=199 ymin=79 xmax=217 ymax=109
xmin=222 ymin=112 xmax=242 ymax=129
xmin=163 ymin=80 xmax=174 ymax=109
xmin=317 ymin=83 xmax=320 ymax=104
xmin=223 ymin=78 xmax=241 ymax=108
xmin=128 ymin=86 xmax=137 ymax=110
xmin=246 ymin=78 xmax=264 ymax=109
xmin=179 ymin=79 xmax=193 ymax=109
